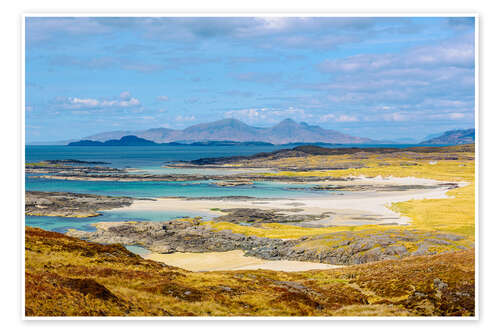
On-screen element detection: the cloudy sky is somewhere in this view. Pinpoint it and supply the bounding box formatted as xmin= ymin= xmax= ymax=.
xmin=25 ymin=16 xmax=475 ymax=142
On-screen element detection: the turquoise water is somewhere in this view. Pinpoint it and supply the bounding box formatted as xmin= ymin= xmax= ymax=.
xmin=25 ymin=145 xmax=331 ymax=233
xmin=27 ymin=208 xmax=217 ymax=234
xmin=26 ymin=177 xmax=321 ymax=199
xmin=130 ymin=166 xmax=274 ymax=176
xmin=125 ymin=245 xmax=151 ymax=256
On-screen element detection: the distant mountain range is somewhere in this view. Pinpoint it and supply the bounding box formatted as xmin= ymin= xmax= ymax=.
xmin=80 ymin=118 xmax=373 ymax=145
xmin=419 ymin=129 xmax=475 ymax=145
xmin=29 ymin=118 xmax=476 ymax=146
xmin=68 ymin=136 xmax=276 ymax=147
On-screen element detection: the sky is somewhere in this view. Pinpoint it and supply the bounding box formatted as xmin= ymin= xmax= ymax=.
xmin=25 ymin=16 xmax=475 ymax=142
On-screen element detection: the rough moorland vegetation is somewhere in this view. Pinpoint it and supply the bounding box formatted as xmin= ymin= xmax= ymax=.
xmin=25 ymin=227 xmax=475 ymax=317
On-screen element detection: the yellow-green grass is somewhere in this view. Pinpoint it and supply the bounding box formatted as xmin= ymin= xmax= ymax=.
xmin=26 ymin=161 xmax=64 ymax=167
xmin=202 ymin=220 xmax=395 ymax=239
xmin=262 ymin=158 xmax=474 ymax=182
xmin=206 ymin=152 xmax=475 ymax=242
xmin=391 ymin=182 xmax=475 ymax=240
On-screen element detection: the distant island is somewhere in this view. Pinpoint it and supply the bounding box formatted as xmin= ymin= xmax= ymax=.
xmin=419 ymin=129 xmax=475 ymax=145
xmin=68 ymin=136 xmax=275 ymax=147
xmin=61 ymin=120 xmax=475 ymax=147
xmin=78 ymin=118 xmax=373 ymax=145
xmin=69 ymin=136 xmax=159 ymax=146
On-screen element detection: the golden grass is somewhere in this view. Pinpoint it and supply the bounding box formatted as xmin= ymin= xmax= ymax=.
xmin=202 ymin=221 xmax=375 ymax=239
xmin=391 ymin=182 xmax=475 ymax=240
xmin=25 ymin=227 xmax=475 ymax=317
xmin=208 ymin=148 xmax=475 ymax=242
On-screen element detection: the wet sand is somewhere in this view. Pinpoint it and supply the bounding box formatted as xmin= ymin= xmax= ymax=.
xmin=144 ymin=250 xmax=341 ymax=272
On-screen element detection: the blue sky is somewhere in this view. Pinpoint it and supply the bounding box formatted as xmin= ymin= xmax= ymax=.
xmin=25 ymin=16 xmax=475 ymax=142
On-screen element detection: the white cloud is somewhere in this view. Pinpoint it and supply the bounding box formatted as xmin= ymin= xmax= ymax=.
xmin=61 ymin=93 xmax=141 ymax=110
xmin=320 ymin=114 xmax=359 ymax=122
xmin=449 ymin=112 xmax=466 ymax=119
xmin=69 ymin=97 xmax=100 ymax=107
xmin=224 ymin=106 xmax=307 ymax=123
xmin=157 ymin=95 xmax=169 ymax=102
xmin=225 ymin=108 xmax=265 ymax=120
xmin=119 ymin=97 xmax=140 ymax=107
xmin=175 ymin=115 xmax=196 ymax=122
xmin=100 ymin=100 xmax=118 ymax=107
xmin=120 ymin=91 xmax=131 ymax=99
xmin=382 ymin=112 xmax=412 ymax=122
xmin=320 ymin=33 xmax=474 ymax=74
xmin=314 ymin=34 xmax=475 ymax=123
xmin=337 ymin=115 xmax=359 ymax=122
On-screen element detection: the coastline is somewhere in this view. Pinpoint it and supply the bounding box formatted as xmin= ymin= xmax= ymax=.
xmin=108 ymin=176 xmax=463 ymax=227
xmin=144 ymin=250 xmax=341 ymax=272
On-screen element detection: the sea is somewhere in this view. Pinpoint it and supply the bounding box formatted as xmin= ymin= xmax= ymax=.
xmin=24 ymin=143 xmax=435 ymax=233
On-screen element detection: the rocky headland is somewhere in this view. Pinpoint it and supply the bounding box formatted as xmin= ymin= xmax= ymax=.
xmin=25 ymin=191 xmax=138 ymax=218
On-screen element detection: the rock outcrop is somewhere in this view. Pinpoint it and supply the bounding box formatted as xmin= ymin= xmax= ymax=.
xmin=67 ymin=219 xmax=470 ymax=265
xmin=25 ymin=191 xmax=137 ymax=218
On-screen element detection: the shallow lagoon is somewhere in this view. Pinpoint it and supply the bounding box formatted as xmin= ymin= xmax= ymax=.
xmin=26 ymin=177 xmax=323 ymax=199
xmin=26 ymin=208 xmax=218 ymax=233
xmin=25 ymin=145 xmax=332 ymax=233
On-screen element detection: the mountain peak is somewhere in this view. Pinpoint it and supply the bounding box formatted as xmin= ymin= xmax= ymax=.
xmin=419 ymin=128 xmax=475 ymax=145
xmin=215 ymin=118 xmax=248 ymax=126
xmin=278 ymin=118 xmax=297 ymax=125
xmin=79 ymin=118 xmax=373 ymax=144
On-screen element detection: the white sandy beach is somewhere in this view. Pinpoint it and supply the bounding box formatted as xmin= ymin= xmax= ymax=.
xmin=109 ymin=176 xmax=465 ymax=226
xmin=144 ymin=250 xmax=341 ymax=272
xmin=99 ymin=176 xmax=465 ymax=272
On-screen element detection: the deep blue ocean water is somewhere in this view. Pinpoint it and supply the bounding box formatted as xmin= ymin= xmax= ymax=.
xmin=25 ymin=144 xmax=431 ymax=168
xmin=26 ymin=145 xmax=288 ymax=168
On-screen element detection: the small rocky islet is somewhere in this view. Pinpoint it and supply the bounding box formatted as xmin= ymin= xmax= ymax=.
xmin=25 ymin=191 xmax=138 ymax=218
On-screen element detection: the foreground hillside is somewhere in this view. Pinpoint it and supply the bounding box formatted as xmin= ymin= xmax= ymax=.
xmin=25 ymin=227 xmax=474 ymax=317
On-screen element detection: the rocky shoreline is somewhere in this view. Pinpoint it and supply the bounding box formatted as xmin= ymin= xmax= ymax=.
xmin=67 ymin=219 xmax=470 ymax=265
xmin=25 ymin=191 xmax=141 ymax=218
xmin=27 ymin=160 xmax=342 ymax=183
xmin=26 ymin=161 xmax=123 ymax=175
